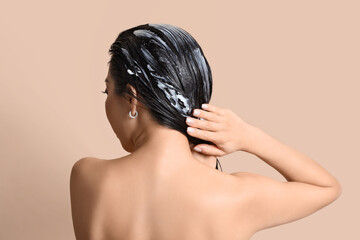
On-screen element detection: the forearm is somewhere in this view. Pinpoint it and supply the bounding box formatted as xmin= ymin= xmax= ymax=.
xmin=243 ymin=126 xmax=340 ymax=188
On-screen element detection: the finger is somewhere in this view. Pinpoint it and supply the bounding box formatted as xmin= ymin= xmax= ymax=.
xmin=192 ymin=108 xmax=222 ymax=123
xmin=193 ymin=144 xmax=226 ymax=157
xmin=201 ymin=103 xmax=226 ymax=116
xmin=187 ymin=126 xmax=218 ymax=143
xmin=186 ymin=117 xmax=221 ymax=132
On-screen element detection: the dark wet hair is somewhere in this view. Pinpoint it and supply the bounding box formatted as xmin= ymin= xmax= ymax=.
xmin=107 ymin=23 xmax=222 ymax=171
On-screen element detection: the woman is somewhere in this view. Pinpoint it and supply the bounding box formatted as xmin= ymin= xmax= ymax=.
xmin=70 ymin=23 xmax=342 ymax=240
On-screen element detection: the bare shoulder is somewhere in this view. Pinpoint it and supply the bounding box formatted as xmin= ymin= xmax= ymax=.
xmin=70 ymin=157 xmax=110 ymax=239
xmin=71 ymin=156 xmax=103 ymax=173
xmin=70 ymin=156 xmax=110 ymax=188
xmin=70 ymin=157 xmax=106 ymax=195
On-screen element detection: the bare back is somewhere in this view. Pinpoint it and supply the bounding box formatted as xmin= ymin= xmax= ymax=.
xmin=71 ymin=155 xmax=256 ymax=240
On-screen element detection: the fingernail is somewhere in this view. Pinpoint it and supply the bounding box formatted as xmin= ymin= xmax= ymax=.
xmin=187 ymin=127 xmax=194 ymax=133
xmin=186 ymin=117 xmax=193 ymax=124
xmin=201 ymin=104 xmax=208 ymax=109
xmin=193 ymin=109 xmax=200 ymax=116
xmin=194 ymin=147 xmax=202 ymax=152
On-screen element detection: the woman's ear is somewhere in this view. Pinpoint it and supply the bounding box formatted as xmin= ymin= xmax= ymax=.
xmin=125 ymin=83 xmax=138 ymax=106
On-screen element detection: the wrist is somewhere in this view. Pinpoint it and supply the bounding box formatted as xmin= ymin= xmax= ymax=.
xmin=240 ymin=124 xmax=263 ymax=154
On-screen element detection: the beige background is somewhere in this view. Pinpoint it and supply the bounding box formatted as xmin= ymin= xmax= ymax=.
xmin=0 ymin=0 xmax=358 ymax=239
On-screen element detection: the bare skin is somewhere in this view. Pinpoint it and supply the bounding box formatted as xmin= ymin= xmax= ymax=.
xmin=70 ymin=69 xmax=342 ymax=240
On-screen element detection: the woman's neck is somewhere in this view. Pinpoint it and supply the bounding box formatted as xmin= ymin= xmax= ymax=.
xmin=130 ymin=126 xmax=217 ymax=169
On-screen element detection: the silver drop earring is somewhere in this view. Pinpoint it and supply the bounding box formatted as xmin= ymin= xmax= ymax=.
xmin=129 ymin=110 xmax=138 ymax=118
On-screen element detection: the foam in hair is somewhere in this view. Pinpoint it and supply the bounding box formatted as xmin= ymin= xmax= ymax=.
xmin=120 ymin=42 xmax=193 ymax=117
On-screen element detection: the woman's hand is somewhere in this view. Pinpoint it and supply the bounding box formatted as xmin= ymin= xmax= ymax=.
xmin=186 ymin=103 xmax=257 ymax=157
xmin=189 ymin=142 xmax=217 ymax=168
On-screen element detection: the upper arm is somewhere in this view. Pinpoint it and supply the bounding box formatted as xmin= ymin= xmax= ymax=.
xmin=231 ymin=172 xmax=342 ymax=232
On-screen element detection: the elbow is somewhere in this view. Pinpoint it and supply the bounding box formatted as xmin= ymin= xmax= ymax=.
xmin=334 ymin=180 xmax=342 ymax=200
xmin=319 ymin=180 xmax=342 ymax=209
xmin=328 ymin=179 xmax=342 ymax=202
xmin=327 ymin=174 xmax=343 ymax=201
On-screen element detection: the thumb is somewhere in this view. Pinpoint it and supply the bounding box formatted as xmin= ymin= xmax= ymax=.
xmin=193 ymin=144 xmax=225 ymax=157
